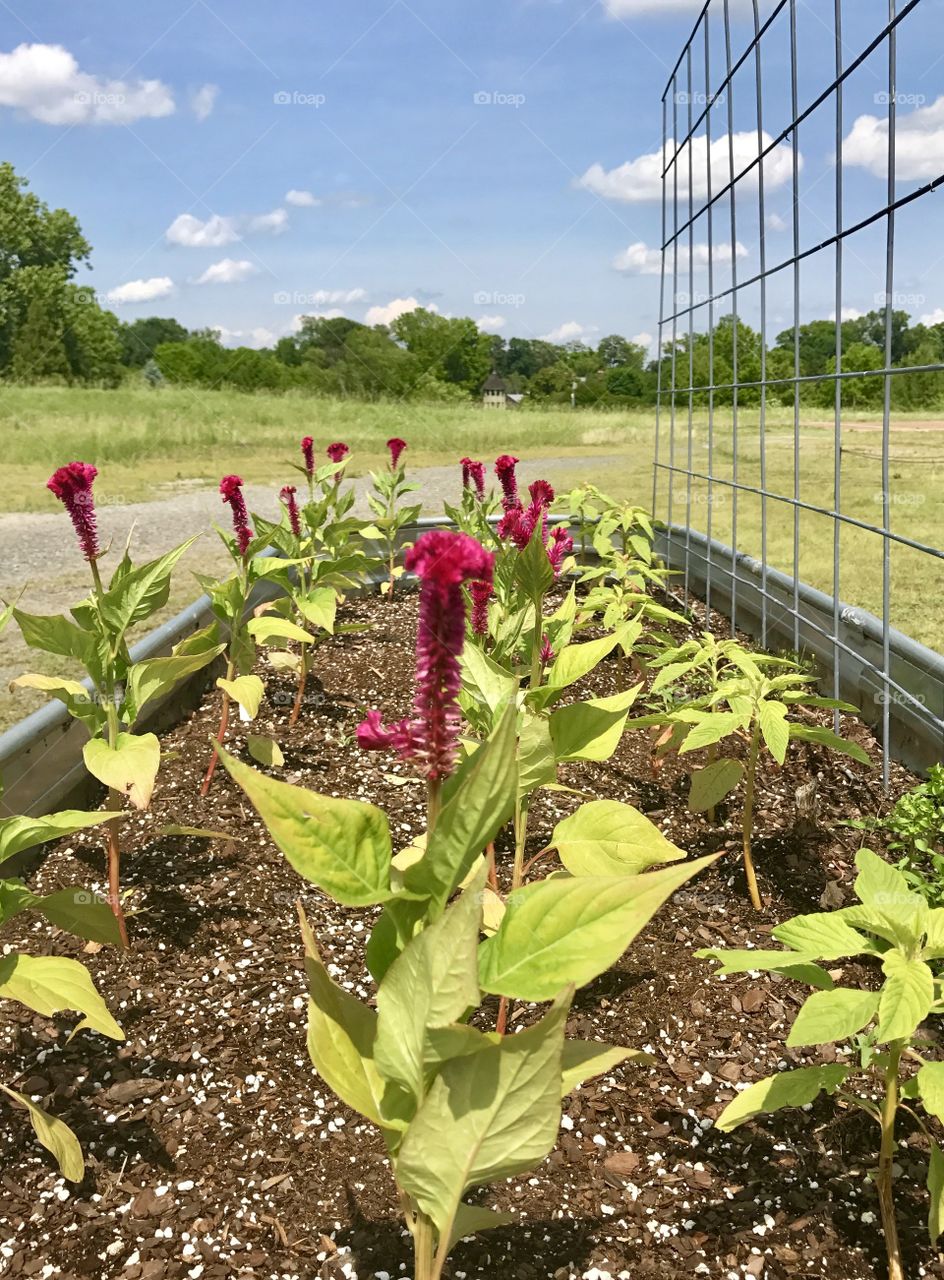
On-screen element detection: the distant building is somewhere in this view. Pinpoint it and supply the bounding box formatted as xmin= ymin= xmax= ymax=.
xmin=482 ymin=371 xmax=523 ymax=409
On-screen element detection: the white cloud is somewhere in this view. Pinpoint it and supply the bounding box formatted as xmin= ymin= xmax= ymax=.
xmin=580 ymin=131 xmax=798 ymax=204
xmin=248 ymin=208 xmax=289 ymax=234
xmin=166 ymin=213 xmax=239 ymax=248
xmin=477 ymin=315 xmax=507 ymax=332
xmin=191 ymin=83 xmax=219 ymax=121
xmin=291 ymin=311 xmax=343 ymax=328
xmin=845 ymin=95 xmax=944 ymax=181
xmin=286 ymin=189 xmax=321 ymax=207
xmin=540 ymin=320 xmax=597 ymax=344
xmin=106 ymin=276 xmax=175 ymax=305
xmin=920 ymin=308 xmax=944 ymax=326
xmin=196 ymin=258 xmax=258 ymax=286
xmin=365 ymin=296 xmax=438 ymax=326
xmin=215 ymin=325 xmax=278 ymax=349
xmin=631 ymin=331 xmax=654 ymax=350
xmin=0 ymin=42 xmax=175 ymax=125
xmin=309 ymin=288 xmax=367 ymax=305
xmin=612 ymin=239 xmax=747 ymax=275
xmin=829 ymin=307 xmax=865 ymax=322
xmin=766 ymin=212 xmax=787 ymax=232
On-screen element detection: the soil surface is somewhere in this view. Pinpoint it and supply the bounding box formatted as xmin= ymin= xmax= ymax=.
xmin=0 ymin=585 xmax=940 ymax=1280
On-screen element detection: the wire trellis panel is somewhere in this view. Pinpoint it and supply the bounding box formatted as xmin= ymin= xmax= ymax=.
xmin=652 ymin=0 xmax=944 ymax=784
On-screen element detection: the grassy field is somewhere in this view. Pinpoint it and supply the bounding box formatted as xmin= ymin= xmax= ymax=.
xmin=0 ymin=384 xmax=941 ymax=670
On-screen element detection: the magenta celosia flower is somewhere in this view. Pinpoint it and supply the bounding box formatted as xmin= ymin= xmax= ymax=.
xmin=548 ymin=524 xmax=574 ymax=578
xmin=461 ymin=457 xmax=486 ymax=500
xmin=540 ymin=634 xmax=555 ymax=665
xmin=327 ymin=442 xmax=349 ymax=464
xmin=301 ymin=436 xmax=315 ymax=478
xmin=528 ymin=479 xmax=554 ymax=510
xmin=280 ymin=484 xmax=301 ymax=537
xmin=469 ymin=579 xmax=493 ymax=635
xmin=220 ymin=475 xmax=253 ymax=556
xmin=357 ymin=530 xmax=494 ymax=781
xmin=494 ymin=454 xmax=521 ymax=511
xmin=498 ymin=505 xmax=537 ymax=550
xmin=47 ymin=462 xmax=100 ymax=561
xmin=387 ymin=437 xmax=407 ymax=468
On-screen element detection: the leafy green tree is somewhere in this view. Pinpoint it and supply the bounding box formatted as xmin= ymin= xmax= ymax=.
xmin=118 ymin=316 xmax=190 ymax=368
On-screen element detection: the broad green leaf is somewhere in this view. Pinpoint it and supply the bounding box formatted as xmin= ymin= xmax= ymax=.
xmin=0 ymin=1083 xmax=84 ymax=1182
xmin=517 ymin=711 xmax=557 ymax=800
xmin=696 ymin=947 xmax=835 ymax=990
xmin=247 ymin=735 xmax=285 ymax=768
xmin=479 ymin=855 xmax=718 ymax=1001
xmin=448 ymin=1204 xmax=515 ymax=1251
xmin=855 ymin=847 xmax=911 ymax=908
xmin=374 ymin=874 xmax=483 ymax=1105
xmin=98 ymin=537 xmax=200 ymax=635
xmin=678 ymin=712 xmax=748 ymax=755
xmin=514 ymin=519 xmax=555 ymax=601
xmin=9 ymin=673 xmax=104 ymax=732
xmin=715 ymin=1065 xmax=850 ymax=1131
xmin=543 ymin=628 xmax=629 ymax=701
xmin=852 ymin=848 xmax=927 ymax=948
xmin=0 ymin=811 xmax=112 ymax=868
xmin=218 ymin=747 xmax=394 ymax=906
xmin=297 ymin=587 xmax=337 ymax=634
xmin=83 ymin=732 xmax=160 ymax=811
xmin=404 ymin=704 xmax=517 ymax=911
xmin=365 ymin=896 xmax=430 ymax=984
xmin=929 ymin=1142 xmax=944 ymax=1243
xmin=13 ymin=610 xmax=101 ymax=674
xmin=126 ymin=644 xmax=224 ymax=722
xmin=0 ymin=879 xmax=35 ymax=925
xmin=247 ymin=616 xmax=315 ymax=646
xmin=551 ymin=799 xmax=685 ymax=877
xmin=878 ymin=953 xmax=934 ymax=1042
xmin=918 ymin=1063 xmax=944 ymax=1125
xmin=561 ymin=1041 xmax=653 ymax=1095
xmin=787 ymin=988 xmax=879 ymax=1047
xmin=924 ymin=909 xmax=944 ymax=957
xmin=772 ymin=912 xmax=879 ymax=960
xmin=788 ymin=723 xmax=871 ymax=766
xmin=550 ymin=687 xmax=641 ymax=763
xmin=758 ymin=700 xmax=790 ymax=765
xmin=35 ymin=888 xmax=123 ymax=946
xmin=650 ymin=658 xmax=699 ymax=694
xmin=396 ymin=992 xmax=570 ymax=1238
xmin=688 ymin=758 xmax=744 ymax=813
xmin=460 ymin=645 xmax=518 ymax=719
xmin=217 ymin=674 xmax=265 ymax=720
xmin=0 ymin=953 xmax=123 ymax=1040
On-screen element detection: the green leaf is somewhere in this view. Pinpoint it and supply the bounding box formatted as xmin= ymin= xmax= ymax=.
xmin=34 ymin=888 xmax=124 ymax=946
xmin=542 ymin=629 xmax=628 ymax=701
xmin=550 ymin=687 xmax=641 ymax=763
xmin=758 ymin=700 xmax=790 ymax=765
xmin=98 ymin=537 xmax=200 ymax=635
xmin=878 ymin=952 xmax=934 ymax=1042
xmin=715 ymin=1065 xmax=850 ymax=1131
xmin=460 ymin=645 xmax=518 ymax=719
xmin=787 ymin=988 xmax=879 ymax=1047
xmin=678 ymin=712 xmax=748 ymax=755
xmin=917 ymin=1063 xmax=944 ymax=1124
xmin=218 ymin=746 xmax=394 ymax=906
xmin=395 ymin=991 xmax=570 ymax=1239
xmin=772 ymin=912 xmax=879 ymax=960
xmin=374 ymin=873 xmax=483 ymax=1106
xmin=550 ymin=799 xmax=686 ymax=877
xmin=297 ymin=587 xmax=337 ymax=634
xmin=9 ymin=673 xmax=105 ymax=732
xmin=696 ymin=948 xmax=836 ymax=990
xmin=788 ymin=723 xmax=871 ymax=766
xmin=125 ymin=643 xmax=224 ymax=723
xmin=247 ymin=735 xmax=285 ymax=768
xmin=247 ymin=616 xmax=315 ymax=646
xmin=0 ymin=811 xmax=112 ymax=868
xmin=513 ymin=519 xmax=555 ymax=600
xmin=688 ymin=758 xmax=744 ymax=813
xmin=561 ymin=1041 xmax=653 ymax=1095
xmin=0 ymin=953 xmax=123 ymax=1040
xmin=929 ymin=1142 xmax=944 ymax=1243
xmin=852 ymin=848 xmax=927 ymax=948
xmin=517 ymin=711 xmax=557 ymax=800
xmin=448 ymin=1204 xmax=515 ymax=1251
xmin=650 ymin=658 xmax=698 ymax=694
xmin=83 ymin=732 xmax=160 ymax=811
xmin=479 ymin=855 xmax=718 ymax=1001
xmin=217 ymin=674 xmax=265 ymax=720
xmin=13 ymin=610 xmax=101 ymax=676
xmin=0 ymin=1083 xmax=84 ymax=1182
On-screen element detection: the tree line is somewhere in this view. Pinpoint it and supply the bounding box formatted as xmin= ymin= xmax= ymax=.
xmin=3 ymin=161 xmax=944 ymax=410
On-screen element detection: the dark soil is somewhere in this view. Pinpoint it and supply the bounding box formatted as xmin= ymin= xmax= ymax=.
xmin=0 ymin=585 xmax=940 ymax=1280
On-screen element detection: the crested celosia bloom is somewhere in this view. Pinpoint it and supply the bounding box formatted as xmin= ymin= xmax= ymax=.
xmin=540 ymin=634 xmax=555 ymax=665
xmin=460 ymin=457 xmax=486 ymax=501
xmin=301 ymin=436 xmax=315 ymax=478
xmin=280 ymin=484 xmax=301 ymax=537
xmin=357 ymin=530 xmax=494 ymax=781
xmin=327 ymin=442 xmax=349 ymax=464
xmin=498 ymin=476 xmax=554 ymax=548
xmin=548 ymin=524 xmax=574 ymax=577
xmin=47 ymin=462 xmax=100 ymax=562
xmin=494 ymin=454 xmax=521 ymax=511
xmin=387 ymin=437 xmax=407 ymax=468
xmin=220 ymin=475 xmax=253 ymax=555
xmin=469 ymin=578 xmax=493 ymax=635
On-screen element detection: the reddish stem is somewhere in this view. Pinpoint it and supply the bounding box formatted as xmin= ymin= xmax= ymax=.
xmin=201 ymin=688 xmax=230 ymax=796
xmin=485 ymin=842 xmax=498 ymax=891
xmin=105 ymin=799 xmax=129 ymax=949
xmin=496 ymin=996 xmax=509 ymax=1036
xmin=290 ymin=660 xmax=306 ymax=728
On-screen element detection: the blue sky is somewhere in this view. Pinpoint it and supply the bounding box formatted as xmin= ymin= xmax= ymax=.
xmin=2 ymin=0 xmax=944 ymax=352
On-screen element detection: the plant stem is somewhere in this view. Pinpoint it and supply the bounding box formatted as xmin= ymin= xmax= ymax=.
xmin=877 ymin=1043 xmax=905 ymax=1280
xmin=427 ymin=777 xmax=443 ymax=836
xmin=706 ymin=741 xmax=718 ymax=825
xmin=741 ymin=720 xmax=763 ymax=910
xmin=201 ymin=658 xmax=234 ymax=797
xmin=485 ymin=841 xmax=498 ymax=891
xmin=104 ymin=790 xmax=129 ymax=949
xmin=290 ymin=649 xmax=308 ymax=727
xmin=411 ymin=1206 xmax=438 ymax=1280
xmin=529 ymin=592 xmax=544 ymax=690
xmin=512 ymin=796 xmax=529 ymax=892
xmin=496 ymin=996 xmax=509 ymax=1036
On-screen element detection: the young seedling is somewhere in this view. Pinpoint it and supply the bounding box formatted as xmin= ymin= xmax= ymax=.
xmin=699 ymin=848 xmax=944 ymax=1280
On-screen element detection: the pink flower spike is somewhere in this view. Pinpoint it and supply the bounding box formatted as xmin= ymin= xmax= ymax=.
xmin=356 ymin=709 xmax=413 ymax=754
xmin=470 ymin=579 xmax=493 ymax=635
xmin=528 ymin=479 xmax=554 ymax=510
xmin=460 ymin=458 xmax=486 ymax=500
xmin=548 ymin=524 xmax=574 ymax=578
xmin=327 ymin=442 xmax=349 ymax=464
xmin=280 ymin=484 xmax=301 ymax=537
xmin=220 ymin=474 xmax=253 ymax=555
xmin=540 ymin=634 xmax=555 ymax=665
xmin=301 ymin=436 xmax=315 ymax=478
xmin=494 ymin=454 xmax=520 ymax=511
xmin=387 ymin=437 xmax=407 ymax=468
xmin=47 ymin=461 xmax=100 ymax=561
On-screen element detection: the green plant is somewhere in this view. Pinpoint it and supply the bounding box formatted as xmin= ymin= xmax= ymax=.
xmin=360 ymin=437 xmax=422 ymax=598
xmin=699 ymin=848 xmax=944 ymax=1280
xmin=855 ymin=767 xmax=944 ymax=906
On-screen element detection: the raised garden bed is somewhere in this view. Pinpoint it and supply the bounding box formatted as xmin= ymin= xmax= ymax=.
xmin=0 ymin=584 xmax=936 ymax=1280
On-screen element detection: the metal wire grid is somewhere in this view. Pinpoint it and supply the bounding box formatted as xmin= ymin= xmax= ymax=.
xmin=652 ymin=0 xmax=944 ymax=784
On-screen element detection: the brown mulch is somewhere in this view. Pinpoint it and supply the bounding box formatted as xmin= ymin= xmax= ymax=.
xmin=0 ymin=585 xmax=940 ymax=1280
